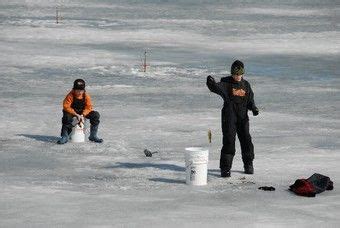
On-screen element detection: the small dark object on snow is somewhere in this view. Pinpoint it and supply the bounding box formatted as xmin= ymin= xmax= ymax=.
xmin=259 ymin=186 xmax=275 ymax=191
xmin=289 ymin=173 xmax=333 ymax=197
xmin=144 ymin=149 xmax=158 ymax=157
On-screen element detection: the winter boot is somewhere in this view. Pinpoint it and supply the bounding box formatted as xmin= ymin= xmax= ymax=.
xmin=221 ymin=169 xmax=231 ymax=178
xmin=89 ymin=125 xmax=103 ymax=143
xmin=57 ymin=126 xmax=69 ymax=144
xmin=244 ymin=161 xmax=254 ymax=174
xmin=220 ymin=154 xmax=233 ymax=178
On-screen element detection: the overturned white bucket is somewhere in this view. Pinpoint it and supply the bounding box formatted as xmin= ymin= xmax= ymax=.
xmin=185 ymin=147 xmax=209 ymax=186
xmin=70 ymin=123 xmax=85 ymax=143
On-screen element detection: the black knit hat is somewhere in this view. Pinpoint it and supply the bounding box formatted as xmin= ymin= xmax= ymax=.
xmin=73 ymin=79 xmax=85 ymax=90
xmin=231 ymin=60 xmax=245 ymax=75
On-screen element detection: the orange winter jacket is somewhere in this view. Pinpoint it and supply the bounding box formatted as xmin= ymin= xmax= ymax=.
xmin=63 ymin=90 xmax=93 ymax=116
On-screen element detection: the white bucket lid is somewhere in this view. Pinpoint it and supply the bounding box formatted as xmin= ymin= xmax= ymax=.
xmin=185 ymin=147 xmax=209 ymax=163
xmin=185 ymin=147 xmax=208 ymax=152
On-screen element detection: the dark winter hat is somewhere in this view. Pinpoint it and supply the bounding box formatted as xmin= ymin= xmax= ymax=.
xmin=231 ymin=60 xmax=245 ymax=75
xmin=73 ymin=79 xmax=85 ymax=90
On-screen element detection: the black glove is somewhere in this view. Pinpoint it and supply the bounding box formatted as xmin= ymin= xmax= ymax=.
xmin=252 ymin=107 xmax=259 ymax=116
xmin=206 ymin=75 xmax=215 ymax=85
xmin=258 ymin=186 xmax=275 ymax=191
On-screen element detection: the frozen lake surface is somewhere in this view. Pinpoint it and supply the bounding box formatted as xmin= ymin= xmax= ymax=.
xmin=0 ymin=0 xmax=339 ymax=227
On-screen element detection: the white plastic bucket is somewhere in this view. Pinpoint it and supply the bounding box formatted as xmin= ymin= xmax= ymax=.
xmin=70 ymin=123 xmax=85 ymax=143
xmin=185 ymin=147 xmax=209 ymax=186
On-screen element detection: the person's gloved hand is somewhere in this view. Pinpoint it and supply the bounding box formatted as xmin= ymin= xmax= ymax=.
xmin=252 ymin=107 xmax=259 ymax=116
xmin=75 ymin=114 xmax=83 ymax=122
xmin=71 ymin=117 xmax=79 ymax=127
xmin=206 ymin=75 xmax=216 ymax=85
xmin=80 ymin=115 xmax=84 ymax=124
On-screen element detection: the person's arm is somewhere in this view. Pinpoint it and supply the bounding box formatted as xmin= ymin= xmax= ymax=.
xmin=206 ymin=75 xmax=229 ymax=101
xmin=82 ymin=93 xmax=93 ymax=117
xmin=63 ymin=92 xmax=77 ymax=116
xmin=247 ymin=83 xmax=259 ymax=116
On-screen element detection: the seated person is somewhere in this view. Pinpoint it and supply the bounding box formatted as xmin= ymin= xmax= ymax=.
xmin=57 ymin=79 xmax=103 ymax=144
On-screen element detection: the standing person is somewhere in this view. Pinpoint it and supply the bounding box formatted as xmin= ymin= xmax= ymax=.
xmin=57 ymin=79 xmax=103 ymax=144
xmin=206 ymin=60 xmax=259 ymax=177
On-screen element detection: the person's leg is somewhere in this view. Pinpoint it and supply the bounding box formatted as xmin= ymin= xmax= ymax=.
xmin=85 ymin=111 xmax=103 ymax=143
xmin=220 ymin=120 xmax=237 ymax=177
xmin=237 ymin=120 xmax=254 ymax=174
xmin=57 ymin=111 xmax=74 ymax=144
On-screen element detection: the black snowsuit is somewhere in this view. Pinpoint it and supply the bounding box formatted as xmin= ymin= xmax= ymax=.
xmin=207 ymin=76 xmax=257 ymax=171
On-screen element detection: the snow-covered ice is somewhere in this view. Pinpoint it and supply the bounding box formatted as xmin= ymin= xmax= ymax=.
xmin=0 ymin=0 xmax=339 ymax=227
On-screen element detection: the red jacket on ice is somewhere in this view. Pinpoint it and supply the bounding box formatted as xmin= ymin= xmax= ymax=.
xmin=289 ymin=173 xmax=333 ymax=197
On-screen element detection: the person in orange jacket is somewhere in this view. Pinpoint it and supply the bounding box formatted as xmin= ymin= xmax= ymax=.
xmin=57 ymin=79 xmax=103 ymax=144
